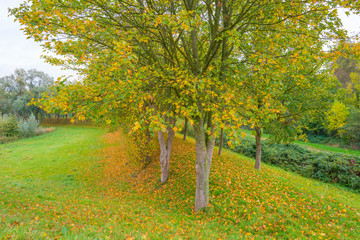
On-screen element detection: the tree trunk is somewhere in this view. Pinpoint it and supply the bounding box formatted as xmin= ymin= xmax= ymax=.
xmin=255 ymin=127 xmax=262 ymax=170
xmin=144 ymin=128 xmax=152 ymax=165
xmin=193 ymin=122 xmax=215 ymax=212
xmin=218 ymin=128 xmax=224 ymax=156
xmin=183 ymin=118 xmax=188 ymax=141
xmin=158 ymin=124 xmax=175 ymax=183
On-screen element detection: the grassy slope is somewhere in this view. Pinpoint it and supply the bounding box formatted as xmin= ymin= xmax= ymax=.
xmin=0 ymin=127 xmax=359 ymax=239
xmin=241 ymin=129 xmax=360 ymax=156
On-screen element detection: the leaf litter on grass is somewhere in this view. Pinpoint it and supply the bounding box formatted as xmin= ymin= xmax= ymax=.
xmin=92 ymin=130 xmax=360 ymax=239
xmin=1 ymin=127 xmax=359 ymax=239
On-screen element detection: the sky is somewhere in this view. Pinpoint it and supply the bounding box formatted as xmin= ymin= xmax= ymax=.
xmin=0 ymin=0 xmax=76 ymax=80
xmin=1 ymin=1 xmax=360 ymax=80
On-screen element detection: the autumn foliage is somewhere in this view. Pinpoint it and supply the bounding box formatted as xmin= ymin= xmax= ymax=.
xmin=93 ymin=130 xmax=360 ymax=238
xmin=10 ymin=0 xmax=360 ymax=211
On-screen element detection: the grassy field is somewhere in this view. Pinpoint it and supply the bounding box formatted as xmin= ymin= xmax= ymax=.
xmin=240 ymin=129 xmax=360 ymax=156
xmin=294 ymin=141 xmax=360 ymax=155
xmin=1 ymin=126 xmax=360 ymax=239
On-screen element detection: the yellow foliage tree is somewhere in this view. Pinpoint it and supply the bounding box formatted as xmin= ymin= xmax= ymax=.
xmin=326 ymin=100 xmax=349 ymax=133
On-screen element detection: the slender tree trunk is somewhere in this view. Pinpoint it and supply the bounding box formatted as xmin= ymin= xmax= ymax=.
xmin=193 ymin=121 xmax=215 ymax=212
xmin=183 ymin=118 xmax=188 ymax=140
xmin=144 ymin=128 xmax=152 ymax=165
xmin=157 ymin=122 xmax=175 ymax=183
xmin=255 ymin=127 xmax=262 ymax=170
xmin=218 ymin=128 xmax=224 ymax=156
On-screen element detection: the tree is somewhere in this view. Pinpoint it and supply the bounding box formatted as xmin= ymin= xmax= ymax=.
xmin=231 ymin=25 xmax=338 ymax=170
xmin=0 ymin=69 xmax=54 ymax=119
xmin=326 ymin=100 xmax=349 ymax=133
xmin=326 ymin=43 xmax=360 ymax=143
xmin=0 ymin=88 xmax=12 ymax=117
xmin=342 ymin=109 xmax=360 ymax=147
xmin=12 ymin=0 xmax=359 ymax=211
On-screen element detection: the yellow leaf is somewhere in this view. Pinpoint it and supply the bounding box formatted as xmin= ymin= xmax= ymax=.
xmin=241 ymin=131 xmax=246 ymax=138
xmin=132 ymin=122 xmax=141 ymax=131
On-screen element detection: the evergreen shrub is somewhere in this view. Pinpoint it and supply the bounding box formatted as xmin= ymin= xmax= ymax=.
xmin=227 ymin=137 xmax=360 ymax=191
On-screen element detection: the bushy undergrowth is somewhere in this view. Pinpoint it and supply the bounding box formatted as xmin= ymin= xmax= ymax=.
xmin=0 ymin=116 xmax=19 ymax=143
xmin=40 ymin=118 xmax=94 ymax=127
xmin=305 ymin=133 xmax=360 ymax=150
xmin=306 ymin=133 xmax=330 ymax=144
xmin=18 ymin=114 xmax=40 ymax=137
xmin=0 ymin=114 xmax=52 ymax=143
xmin=227 ymin=137 xmax=360 ymax=191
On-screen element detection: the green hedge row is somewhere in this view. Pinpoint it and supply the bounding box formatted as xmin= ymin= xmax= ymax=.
xmin=227 ymin=137 xmax=360 ymax=191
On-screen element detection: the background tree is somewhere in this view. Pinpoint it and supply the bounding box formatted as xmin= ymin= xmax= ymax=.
xmin=323 ymin=43 xmax=360 ymax=146
xmin=0 ymin=69 xmax=54 ymax=119
xmin=229 ymin=22 xmax=338 ymax=170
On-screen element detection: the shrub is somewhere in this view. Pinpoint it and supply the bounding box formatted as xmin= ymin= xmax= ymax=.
xmin=226 ymin=137 xmax=360 ymax=191
xmin=0 ymin=115 xmax=20 ymax=138
xmin=18 ymin=113 xmax=40 ymax=137
xmin=342 ymin=109 xmax=360 ymax=147
xmin=306 ymin=134 xmax=329 ymax=144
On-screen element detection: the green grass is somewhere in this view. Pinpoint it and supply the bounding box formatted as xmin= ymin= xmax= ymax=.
xmin=240 ymin=129 xmax=360 ymax=156
xmin=0 ymin=126 xmax=360 ymax=239
xmin=294 ymin=141 xmax=360 ymax=155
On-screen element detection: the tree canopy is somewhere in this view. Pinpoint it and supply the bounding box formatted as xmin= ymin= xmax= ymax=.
xmin=0 ymin=69 xmax=54 ymax=118
xmin=11 ymin=0 xmax=360 ymax=211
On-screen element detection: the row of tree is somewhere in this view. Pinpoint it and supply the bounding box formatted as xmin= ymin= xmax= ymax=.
xmin=0 ymin=69 xmax=54 ymax=119
xmin=12 ymin=0 xmax=360 ymax=211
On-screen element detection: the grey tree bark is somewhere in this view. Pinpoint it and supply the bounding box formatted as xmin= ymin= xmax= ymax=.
xmin=218 ymin=128 xmax=224 ymax=156
xmin=255 ymin=127 xmax=262 ymax=170
xmin=183 ymin=118 xmax=188 ymax=141
xmin=158 ymin=121 xmax=175 ymax=183
xmin=193 ymin=119 xmax=216 ymax=212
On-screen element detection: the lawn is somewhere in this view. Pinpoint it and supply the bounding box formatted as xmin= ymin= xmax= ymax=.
xmin=240 ymin=129 xmax=360 ymax=156
xmin=0 ymin=126 xmax=359 ymax=239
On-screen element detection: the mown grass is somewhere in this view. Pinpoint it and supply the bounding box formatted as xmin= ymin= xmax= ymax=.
xmin=1 ymin=126 xmax=360 ymax=239
xmin=240 ymin=129 xmax=360 ymax=156
xmin=294 ymin=141 xmax=360 ymax=156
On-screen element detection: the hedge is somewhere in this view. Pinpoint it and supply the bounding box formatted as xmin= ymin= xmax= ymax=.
xmin=227 ymin=137 xmax=360 ymax=191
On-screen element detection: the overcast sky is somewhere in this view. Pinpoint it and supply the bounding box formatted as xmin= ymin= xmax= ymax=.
xmin=0 ymin=0 xmax=76 ymax=80
xmin=1 ymin=1 xmax=360 ymax=80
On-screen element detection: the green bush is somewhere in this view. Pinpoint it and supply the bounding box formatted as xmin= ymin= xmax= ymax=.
xmin=341 ymin=109 xmax=360 ymax=148
xmin=18 ymin=113 xmax=40 ymax=137
xmin=306 ymin=134 xmax=329 ymax=144
xmin=0 ymin=115 xmax=20 ymax=138
xmin=226 ymin=137 xmax=360 ymax=191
